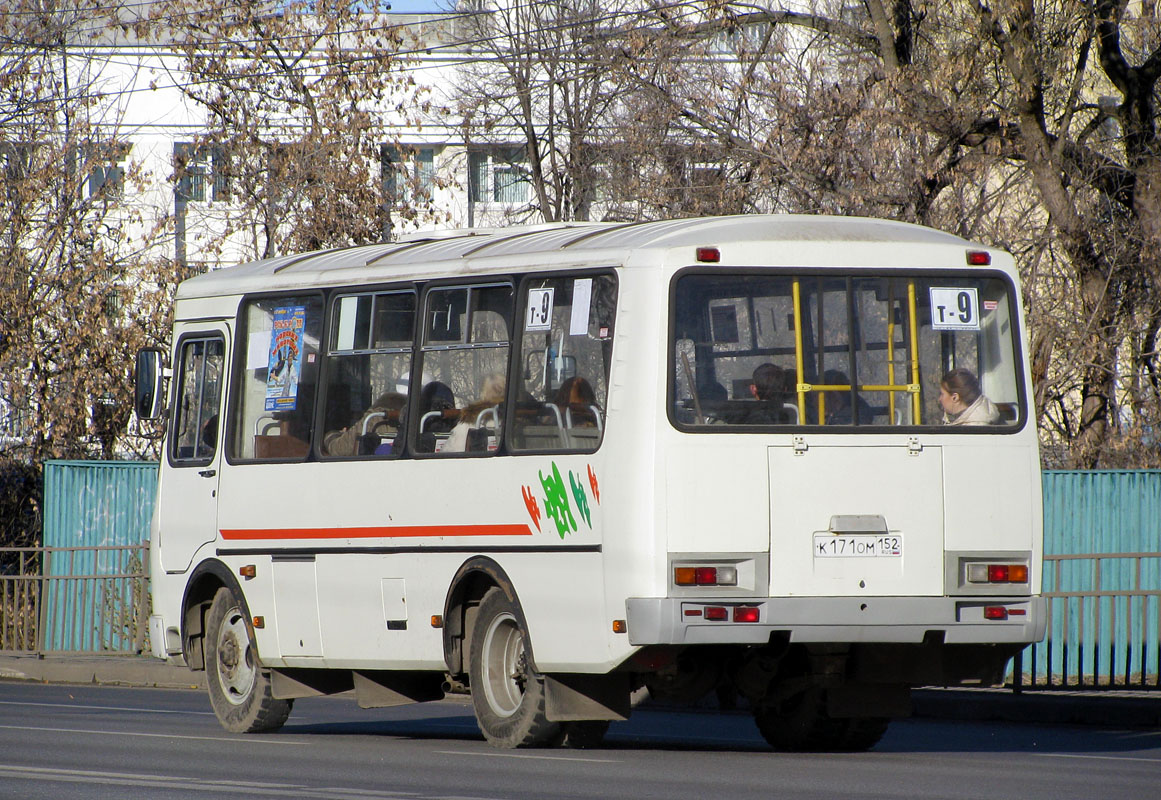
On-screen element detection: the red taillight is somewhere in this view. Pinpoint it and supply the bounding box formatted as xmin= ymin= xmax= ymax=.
xmin=984 ymin=606 xmax=1009 ymax=620
xmin=704 ymin=606 xmax=728 ymax=621
xmin=988 ymin=564 xmax=1010 ymax=582
xmin=967 ymin=250 xmax=991 ymax=265
xmin=694 ymin=567 xmax=718 ymax=585
xmin=733 ymin=606 xmax=760 ymax=623
xmin=696 ymin=246 xmax=720 ymax=263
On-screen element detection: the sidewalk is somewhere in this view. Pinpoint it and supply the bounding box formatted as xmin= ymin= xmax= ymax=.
xmin=2 ymin=653 xmax=1160 ymax=728
xmin=0 ymin=654 xmax=204 ymax=691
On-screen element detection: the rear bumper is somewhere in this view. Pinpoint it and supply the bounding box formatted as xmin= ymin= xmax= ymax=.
xmin=625 ymin=595 xmax=1046 ymax=646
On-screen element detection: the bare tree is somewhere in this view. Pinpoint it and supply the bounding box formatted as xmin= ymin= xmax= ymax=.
xmin=150 ymin=0 xmax=422 ymax=260
xmin=1 ymin=1 xmax=176 ymax=465
xmin=453 ymin=0 xmax=635 ymax=222
xmin=615 ymin=1 xmax=1161 ymax=467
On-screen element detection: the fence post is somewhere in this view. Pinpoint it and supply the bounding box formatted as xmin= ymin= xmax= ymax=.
xmin=35 ymin=547 xmax=48 ymax=656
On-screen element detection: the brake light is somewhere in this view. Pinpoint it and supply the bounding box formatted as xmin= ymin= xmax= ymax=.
xmin=966 ymin=562 xmax=1030 ymax=584
xmin=694 ymin=567 xmax=717 ymax=585
xmin=704 ymin=606 xmax=729 ymax=621
xmin=967 ymin=250 xmax=991 ymax=266
xmin=984 ymin=606 xmax=1009 ymax=620
xmin=674 ymin=565 xmax=738 ymax=586
xmin=733 ymin=606 xmax=760 ymax=623
xmin=696 ymin=246 xmax=720 ymax=263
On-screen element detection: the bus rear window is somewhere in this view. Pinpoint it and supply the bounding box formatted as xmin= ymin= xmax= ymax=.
xmin=671 ymin=272 xmax=1024 ymax=430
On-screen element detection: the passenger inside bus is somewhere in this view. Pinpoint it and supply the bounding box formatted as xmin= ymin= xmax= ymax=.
xmin=323 ymin=391 xmax=407 ymax=456
xmin=554 ymin=376 xmax=600 ymax=428
xmin=445 ymin=374 xmax=505 ymax=452
xmin=817 ymin=370 xmax=874 ymax=426
xmin=728 ymin=363 xmax=795 ymax=424
xmin=414 ymin=380 xmax=457 ymax=452
xmin=939 ymin=368 xmax=1001 ymax=426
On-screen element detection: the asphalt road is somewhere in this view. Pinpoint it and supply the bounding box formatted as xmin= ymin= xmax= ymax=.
xmin=0 ymin=682 xmax=1159 ymax=800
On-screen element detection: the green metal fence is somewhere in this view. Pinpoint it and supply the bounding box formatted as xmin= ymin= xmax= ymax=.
xmin=7 ymin=462 xmax=1161 ymax=689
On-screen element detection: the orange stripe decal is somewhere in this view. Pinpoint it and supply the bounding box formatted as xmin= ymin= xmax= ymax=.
xmin=219 ymin=523 xmax=533 ymax=541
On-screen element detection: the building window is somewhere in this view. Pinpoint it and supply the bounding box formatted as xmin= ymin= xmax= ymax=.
xmin=469 ymin=148 xmax=529 ymax=204
xmin=70 ymin=142 xmax=130 ymax=199
xmin=174 ymin=143 xmax=229 ymax=203
xmin=382 ymin=144 xmax=435 ymax=204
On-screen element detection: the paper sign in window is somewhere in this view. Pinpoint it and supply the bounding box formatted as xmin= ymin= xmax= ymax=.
xmin=526 ymin=287 xmax=554 ymax=332
xmin=570 ymin=278 xmax=592 ymax=336
xmin=929 ymin=287 xmax=980 ymax=331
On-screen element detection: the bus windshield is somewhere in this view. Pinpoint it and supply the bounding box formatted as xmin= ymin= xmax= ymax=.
xmin=671 ymin=271 xmax=1024 ymax=430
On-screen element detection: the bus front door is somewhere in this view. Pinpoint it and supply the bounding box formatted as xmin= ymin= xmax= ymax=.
xmin=157 ymin=325 xmax=229 ymax=573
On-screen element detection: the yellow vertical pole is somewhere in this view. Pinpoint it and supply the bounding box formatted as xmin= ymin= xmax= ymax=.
xmin=887 ymin=283 xmax=897 ymax=424
xmin=792 ymin=278 xmax=806 ymax=419
xmin=907 ymin=280 xmax=921 ymax=424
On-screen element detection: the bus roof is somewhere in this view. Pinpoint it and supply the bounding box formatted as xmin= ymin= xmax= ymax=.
xmin=175 ymin=214 xmax=979 ymax=300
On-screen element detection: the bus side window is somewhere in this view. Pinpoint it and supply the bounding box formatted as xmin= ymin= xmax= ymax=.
xmin=415 ymin=284 xmax=513 ymax=455
xmin=230 ymin=294 xmax=323 ymax=461
xmin=320 ymin=291 xmax=415 ymax=458
xmin=511 ymin=274 xmax=616 ymax=453
xmin=171 ymin=336 xmax=224 ymax=463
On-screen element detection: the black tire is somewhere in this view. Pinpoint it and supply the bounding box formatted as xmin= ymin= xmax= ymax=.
xmin=753 ymin=687 xmax=887 ymax=752
xmin=204 ymin=587 xmax=292 ymax=733
xmin=468 ymin=588 xmax=562 ymax=748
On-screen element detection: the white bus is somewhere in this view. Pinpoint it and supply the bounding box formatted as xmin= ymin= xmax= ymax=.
xmin=136 ymin=214 xmax=1044 ymax=751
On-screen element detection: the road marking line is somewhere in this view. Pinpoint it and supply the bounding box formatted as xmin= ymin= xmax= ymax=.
xmin=435 ymin=749 xmax=620 ymax=764
xmin=1034 ymin=752 xmax=1161 ymax=765
xmin=0 ymin=699 xmax=214 ymax=715
xmin=0 ymin=723 xmax=306 ymax=745
xmin=0 ymin=764 xmax=430 ymax=798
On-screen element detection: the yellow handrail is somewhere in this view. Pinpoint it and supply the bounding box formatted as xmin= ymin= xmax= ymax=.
xmin=887 ymin=283 xmax=896 ymax=424
xmin=792 ymin=278 xmax=806 ymax=420
xmin=907 ymin=280 xmax=922 ymax=424
xmin=788 ymin=278 xmax=922 ymax=425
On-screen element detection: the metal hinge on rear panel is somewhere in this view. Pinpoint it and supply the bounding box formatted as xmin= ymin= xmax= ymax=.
xmin=793 ymin=435 xmax=808 ymax=455
xmin=908 ymin=436 xmax=922 ymax=456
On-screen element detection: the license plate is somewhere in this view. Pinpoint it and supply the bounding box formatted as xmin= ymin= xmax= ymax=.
xmin=813 ymin=533 xmax=902 ymax=558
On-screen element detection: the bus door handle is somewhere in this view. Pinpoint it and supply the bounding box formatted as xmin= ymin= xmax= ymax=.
xmin=198 ymin=469 xmax=217 ymax=478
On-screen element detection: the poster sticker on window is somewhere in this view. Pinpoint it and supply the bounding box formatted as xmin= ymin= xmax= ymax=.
xmin=265 ymin=306 xmax=306 ymax=411
xmin=929 ymin=287 xmax=980 ymax=331
xmin=525 ymin=287 xmax=554 ymax=332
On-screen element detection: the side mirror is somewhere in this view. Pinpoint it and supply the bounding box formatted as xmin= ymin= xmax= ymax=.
xmin=134 ymin=348 xmax=167 ymax=420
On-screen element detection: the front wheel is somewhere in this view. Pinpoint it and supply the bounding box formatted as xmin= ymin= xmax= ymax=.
xmin=469 ymin=588 xmax=562 ymax=748
xmin=204 ymin=587 xmax=292 ymax=733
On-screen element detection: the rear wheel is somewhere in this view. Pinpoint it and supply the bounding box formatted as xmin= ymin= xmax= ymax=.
xmin=753 ymin=687 xmax=887 ymax=752
xmin=469 ymin=588 xmax=562 ymax=748
xmin=204 ymin=587 xmax=292 ymax=733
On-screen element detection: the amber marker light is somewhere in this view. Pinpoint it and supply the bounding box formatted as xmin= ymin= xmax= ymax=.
xmin=252 ymin=616 xmax=265 ymax=629
xmin=612 ymin=620 xmax=627 ymax=634
xmin=239 ymin=564 xmax=256 ymax=579
xmin=430 ymin=615 xmax=443 ymax=628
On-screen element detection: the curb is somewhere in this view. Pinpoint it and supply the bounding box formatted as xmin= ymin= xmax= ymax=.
xmin=0 ymin=655 xmax=203 ymax=691
xmin=912 ymin=687 xmax=1161 ymax=729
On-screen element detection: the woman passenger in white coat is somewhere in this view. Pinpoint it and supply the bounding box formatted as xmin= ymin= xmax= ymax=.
xmin=938 ymin=367 xmax=1000 ymax=425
